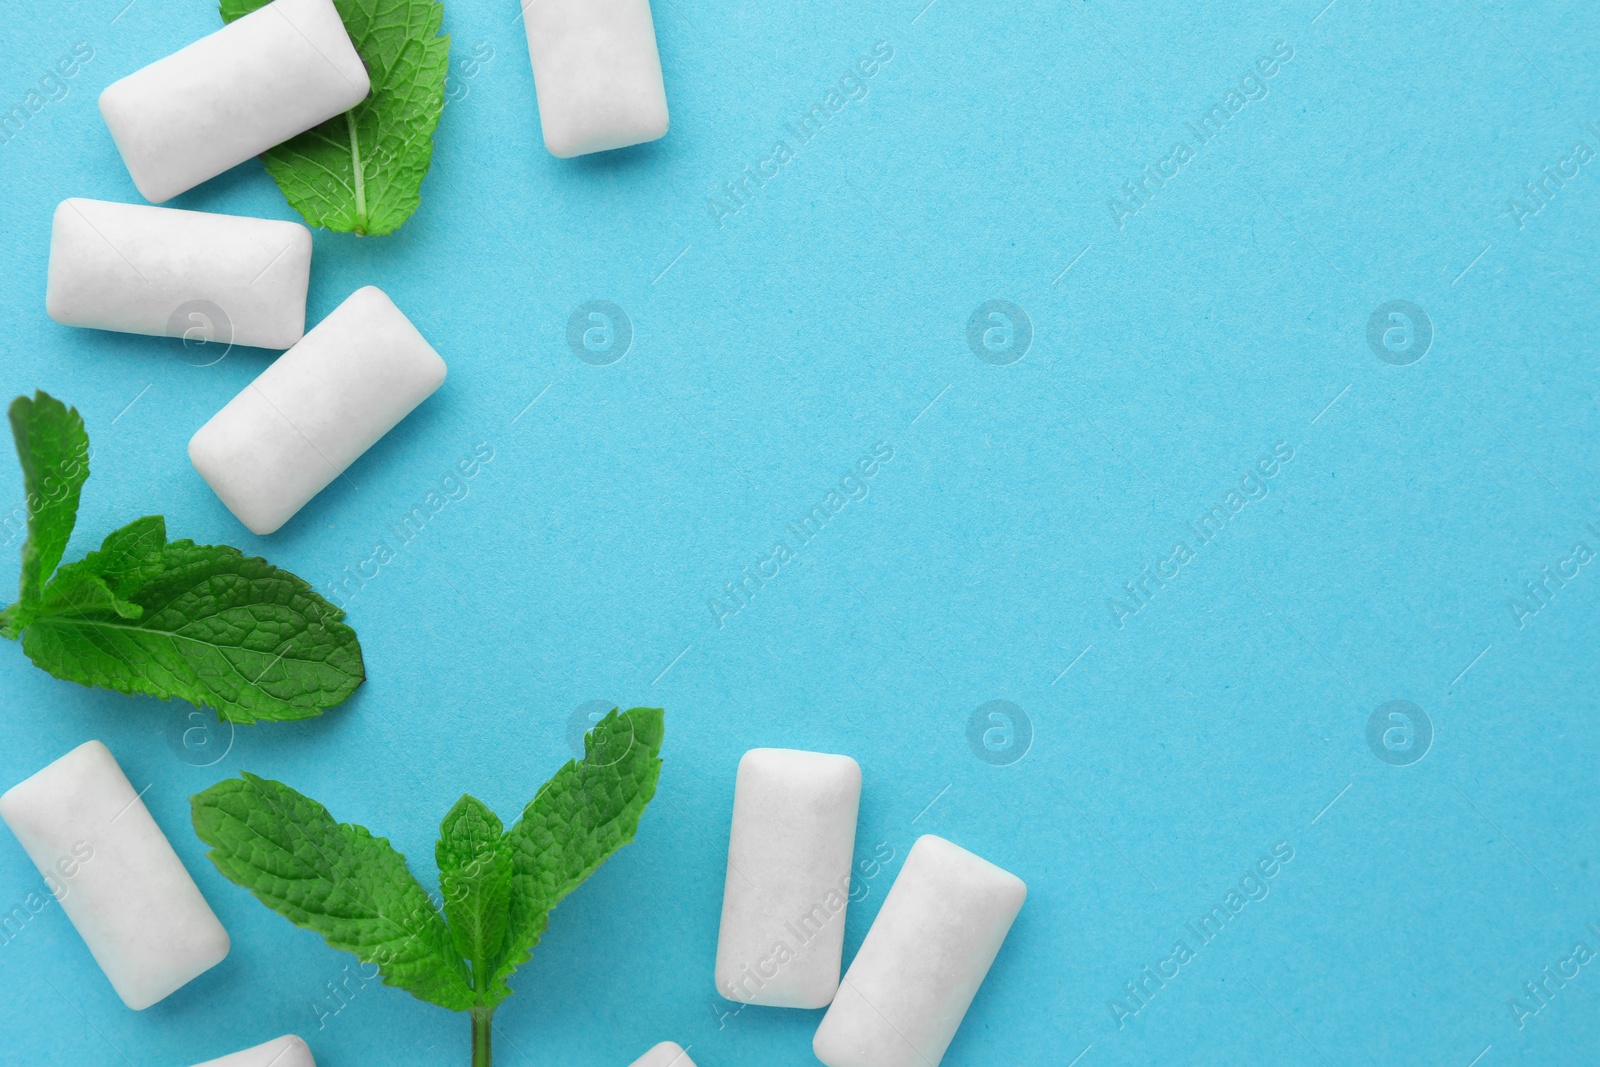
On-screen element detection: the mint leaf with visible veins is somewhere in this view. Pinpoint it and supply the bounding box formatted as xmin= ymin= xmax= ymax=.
xmin=192 ymin=709 xmax=666 ymax=1063
xmin=437 ymin=795 xmax=513 ymax=995
xmin=3 ymin=392 xmax=364 ymax=722
xmin=18 ymin=517 xmax=364 ymax=723
xmin=219 ymin=0 xmax=449 ymax=236
xmin=192 ymin=774 xmax=474 ymax=1010
xmin=494 ymin=707 xmax=664 ymax=1000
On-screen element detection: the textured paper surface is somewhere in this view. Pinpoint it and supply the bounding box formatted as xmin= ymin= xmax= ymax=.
xmin=0 ymin=0 xmax=1597 ymax=1063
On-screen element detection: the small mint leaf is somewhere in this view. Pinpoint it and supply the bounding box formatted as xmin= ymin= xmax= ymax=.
xmin=63 ymin=513 xmax=168 ymax=588
xmin=436 ymin=795 xmax=513 ymax=1001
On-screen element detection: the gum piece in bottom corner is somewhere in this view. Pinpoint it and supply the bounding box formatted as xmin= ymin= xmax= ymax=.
xmin=0 ymin=740 xmax=229 ymax=1011
xmin=190 ymin=1035 xmax=315 ymax=1067
xmin=812 ymin=835 xmax=1026 ymax=1067
xmin=628 ymin=1042 xmax=696 ymax=1067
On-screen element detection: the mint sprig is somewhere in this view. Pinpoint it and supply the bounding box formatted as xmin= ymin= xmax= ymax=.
xmin=1 ymin=392 xmax=364 ymax=723
xmin=219 ymin=0 xmax=449 ymax=236
xmin=192 ymin=708 xmax=665 ymax=1066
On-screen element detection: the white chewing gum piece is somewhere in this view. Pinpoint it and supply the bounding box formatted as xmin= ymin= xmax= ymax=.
xmin=627 ymin=1042 xmax=696 ymax=1067
xmin=813 ymin=835 xmax=1026 ymax=1067
xmin=715 ymin=748 xmax=861 ymax=1008
xmin=522 ymin=0 xmax=669 ymax=157
xmin=99 ymin=0 xmax=369 ymax=203
xmin=190 ymin=1035 xmax=316 ymax=1067
xmin=0 ymin=741 xmax=230 ymax=1011
xmin=46 ymin=198 xmax=312 ymax=350
xmin=188 ymin=285 xmax=447 ymax=535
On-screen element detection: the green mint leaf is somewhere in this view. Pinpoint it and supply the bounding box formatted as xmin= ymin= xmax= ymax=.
xmin=3 ymin=394 xmax=363 ymax=721
xmin=193 ymin=773 xmax=475 ymax=1012
xmin=494 ymin=707 xmax=664 ymax=994
xmin=191 ymin=714 xmax=667 ymax=1058
xmin=436 ymin=795 xmax=513 ymax=1001
xmin=7 ymin=392 xmax=90 ymax=617
xmin=219 ymin=0 xmax=449 ymax=236
xmin=16 ymin=516 xmax=364 ymax=723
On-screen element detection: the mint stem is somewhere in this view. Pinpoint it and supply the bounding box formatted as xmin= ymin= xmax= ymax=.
xmin=471 ymin=1007 xmax=493 ymax=1067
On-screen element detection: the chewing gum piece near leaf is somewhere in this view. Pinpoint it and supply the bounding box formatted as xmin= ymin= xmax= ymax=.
xmin=715 ymin=748 xmax=861 ymax=1008
xmin=0 ymin=741 xmax=229 ymax=1010
xmin=46 ymin=198 xmax=311 ymax=350
xmin=99 ymin=0 xmax=368 ymax=203
xmin=189 ymin=286 xmax=446 ymax=535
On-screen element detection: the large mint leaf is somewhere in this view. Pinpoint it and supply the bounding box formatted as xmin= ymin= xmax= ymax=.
xmin=6 ymin=392 xmax=89 ymax=622
xmin=219 ymin=0 xmax=449 ymax=236
xmin=18 ymin=516 xmax=364 ymax=723
xmin=436 ymin=795 xmax=512 ymax=997
xmin=493 ymin=707 xmax=664 ymax=999
xmin=193 ymin=774 xmax=475 ymax=1012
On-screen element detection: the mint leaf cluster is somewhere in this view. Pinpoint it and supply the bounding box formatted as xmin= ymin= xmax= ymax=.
xmin=219 ymin=0 xmax=449 ymax=236
xmin=1 ymin=392 xmax=364 ymax=723
xmin=191 ymin=707 xmax=665 ymax=1066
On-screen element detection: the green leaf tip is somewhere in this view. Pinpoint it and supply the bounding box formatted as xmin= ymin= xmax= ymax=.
xmin=192 ymin=708 xmax=667 ymax=1062
xmin=437 ymin=794 xmax=513 ymax=995
xmin=7 ymin=390 xmax=90 ymax=620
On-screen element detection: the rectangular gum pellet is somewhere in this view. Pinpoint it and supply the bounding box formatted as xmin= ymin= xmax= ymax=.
xmin=521 ymin=0 xmax=669 ymax=157
xmin=191 ymin=1036 xmax=316 ymax=1067
xmin=813 ymin=835 xmax=1025 ymax=1067
xmin=0 ymin=741 xmax=230 ymax=1011
xmin=46 ymin=198 xmax=312 ymax=350
xmin=715 ymin=748 xmax=861 ymax=1008
xmin=188 ymin=285 xmax=447 ymax=535
xmin=628 ymin=1042 xmax=695 ymax=1067
xmin=99 ymin=0 xmax=368 ymax=203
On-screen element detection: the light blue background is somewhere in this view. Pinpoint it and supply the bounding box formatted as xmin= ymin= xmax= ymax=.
xmin=2 ymin=0 xmax=1598 ymax=1063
